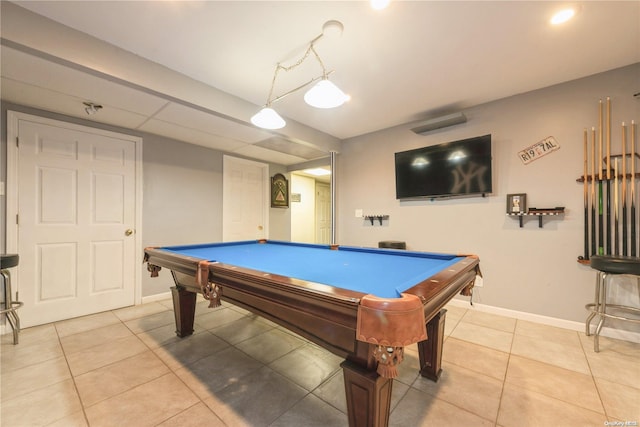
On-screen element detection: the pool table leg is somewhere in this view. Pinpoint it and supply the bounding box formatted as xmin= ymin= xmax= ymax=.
xmin=171 ymin=286 xmax=196 ymax=337
xmin=417 ymin=308 xmax=446 ymax=382
xmin=341 ymin=359 xmax=392 ymax=427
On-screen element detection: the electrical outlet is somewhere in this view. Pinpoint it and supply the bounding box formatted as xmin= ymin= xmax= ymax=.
xmin=355 ymin=209 xmax=363 ymax=218
xmin=474 ymin=275 xmax=483 ymax=288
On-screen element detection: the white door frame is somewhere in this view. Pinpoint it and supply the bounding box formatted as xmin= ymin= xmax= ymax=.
xmin=5 ymin=111 xmax=144 ymax=307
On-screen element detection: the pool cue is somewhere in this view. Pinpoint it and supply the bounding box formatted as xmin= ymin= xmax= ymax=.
xmin=606 ymin=97 xmax=612 ymax=254
xmin=598 ymin=101 xmax=604 ymax=255
xmin=599 ymin=187 xmax=604 ymax=253
xmin=621 ymin=123 xmax=627 ymax=256
xmin=614 ymin=158 xmax=619 ymax=255
xmin=583 ymin=129 xmax=589 ymax=260
xmin=591 ymin=127 xmax=597 ymax=256
xmin=632 ymin=120 xmax=637 ymax=257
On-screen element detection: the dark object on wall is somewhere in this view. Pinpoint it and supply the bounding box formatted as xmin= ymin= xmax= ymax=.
xmin=395 ymin=134 xmax=492 ymax=199
xmin=378 ymin=241 xmax=406 ymax=250
xmin=271 ymin=173 xmax=289 ymax=208
xmin=506 ymin=193 xmax=527 ymax=214
xmin=365 ymin=215 xmax=389 ymax=225
xmin=378 ymin=240 xmax=407 ymax=249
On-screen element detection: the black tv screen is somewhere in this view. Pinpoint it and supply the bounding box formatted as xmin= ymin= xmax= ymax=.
xmin=395 ymin=134 xmax=492 ymax=199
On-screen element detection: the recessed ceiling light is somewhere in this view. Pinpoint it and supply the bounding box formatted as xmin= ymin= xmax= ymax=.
xmin=370 ymin=0 xmax=390 ymax=11
xmin=303 ymin=168 xmax=331 ymax=176
xmin=551 ymin=8 xmax=576 ymax=25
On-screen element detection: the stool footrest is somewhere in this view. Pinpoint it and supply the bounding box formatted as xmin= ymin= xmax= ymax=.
xmin=585 ymin=264 xmax=640 ymax=352
xmin=0 ymin=300 xmax=23 ymax=315
xmin=588 ymin=304 xmax=640 ymax=323
xmin=1 ymin=266 xmax=22 ymax=345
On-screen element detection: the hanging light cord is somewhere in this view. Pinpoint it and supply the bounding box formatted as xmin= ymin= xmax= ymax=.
xmin=264 ymin=41 xmax=332 ymax=107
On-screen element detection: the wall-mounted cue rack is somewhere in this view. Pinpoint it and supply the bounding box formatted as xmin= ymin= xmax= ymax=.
xmin=578 ymin=98 xmax=639 ymax=263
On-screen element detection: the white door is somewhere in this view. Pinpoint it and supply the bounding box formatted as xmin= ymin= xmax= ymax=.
xmin=315 ymin=182 xmax=331 ymax=244
xmin=222 ymin=156 xmax=269 ymax=241
xmin=7 ymin=112 xmax=141 ymax=327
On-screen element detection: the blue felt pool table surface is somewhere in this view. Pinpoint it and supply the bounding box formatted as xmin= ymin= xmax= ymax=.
xmin=159 ymin=240 xmax=464 ymax=298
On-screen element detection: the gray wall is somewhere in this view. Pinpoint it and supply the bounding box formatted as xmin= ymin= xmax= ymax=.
xmin=337 ymin=63 xmax=640 ymax=324
xmin=2 ymin=64 xmax=638 ymax=322
xmin=0 ymin=102 xmax=291 ymax=297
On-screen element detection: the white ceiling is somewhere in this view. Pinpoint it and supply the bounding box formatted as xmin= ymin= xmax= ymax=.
xmin=2 ymin=1 xmax=639 ymax=166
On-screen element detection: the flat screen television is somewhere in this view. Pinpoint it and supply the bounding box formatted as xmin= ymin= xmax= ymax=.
xmin=395 ymin=134 xmax=492 ymax=199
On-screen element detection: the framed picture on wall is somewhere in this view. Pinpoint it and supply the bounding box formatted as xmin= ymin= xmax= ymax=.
xmin=271 ymin=173 xmax=289 ymax=208
xmin=506 ymin=193 xmax=526 ymax=214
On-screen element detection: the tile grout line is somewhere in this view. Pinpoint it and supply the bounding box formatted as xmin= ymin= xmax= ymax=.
xmin=53 ymin=321 xmax=92 ymax=427
xmin=501 ymin=320 xmax=614 ymax=425
xmin=579 ymin=329 xmax=611 ymax=422
xmin=427 ymin=307 xmax=502 ymax=425
xmin=3 ymin=300 xmax=636 ymax=426
xmin=118 ymin=307 xmax=215 ymax=425
xmin=62 ymin=310 xmax=183 ymax=425
xmin=493 ymin=318 xmax=517 ymax=427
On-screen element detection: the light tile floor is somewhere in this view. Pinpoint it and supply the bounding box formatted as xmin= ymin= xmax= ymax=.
xmin=1 ymin=298 xmax=639 ymax=427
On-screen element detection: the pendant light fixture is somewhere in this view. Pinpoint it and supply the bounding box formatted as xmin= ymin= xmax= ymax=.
xmin=250 ymin=20 xmax=349 ymax=130
xmin=304 ymin=78 xmax=349 ymax=109
xmin=250 ymin=107 xmax=286 ymax=130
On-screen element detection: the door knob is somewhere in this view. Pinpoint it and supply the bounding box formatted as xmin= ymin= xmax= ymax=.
xmin=125 ymin=229 xmax=134 ymax=236
xmin=258 ymin=225 xmax=263 ymax=230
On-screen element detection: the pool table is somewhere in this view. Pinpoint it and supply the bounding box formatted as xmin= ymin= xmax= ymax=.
xmin=144 ymin=240 xmax=480 ymax=427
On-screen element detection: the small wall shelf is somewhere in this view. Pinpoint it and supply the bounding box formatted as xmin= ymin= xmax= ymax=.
xmin=507 ymin=208 xmax=565 ymax=228
xmin=364 ymin=215 xmax=389 ymax=225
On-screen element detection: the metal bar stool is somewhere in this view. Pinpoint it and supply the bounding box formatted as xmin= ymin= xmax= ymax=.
xmin=585 ymin=255 xmax=640 ymax=352
xmin=1 ymin=254 xmax=23 ymax=344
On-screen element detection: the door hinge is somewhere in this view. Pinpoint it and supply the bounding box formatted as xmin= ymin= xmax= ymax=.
xmin=16 ymin=137 xmax=19 ymax=147
xmin=16 ymin=214 xmax=19 ymax=225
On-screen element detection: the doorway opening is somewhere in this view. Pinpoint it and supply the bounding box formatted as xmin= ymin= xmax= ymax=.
xmin=289 ymin=166 xmax=331 ymax=244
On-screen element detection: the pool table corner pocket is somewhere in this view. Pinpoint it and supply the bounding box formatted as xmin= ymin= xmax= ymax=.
xmin=196 ymin=260 xmax=222 ymax=307
xmin=356 ymin=293 xmax=428 ymax=378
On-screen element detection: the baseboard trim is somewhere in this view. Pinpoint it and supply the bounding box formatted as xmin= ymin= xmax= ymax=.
xmin=141 ymin=291 xmax=172 ymax=304
xmin=447 ymin=299 xmax=640 ymax=344
xmin=137 ymin=291 xmax=640 ymax=344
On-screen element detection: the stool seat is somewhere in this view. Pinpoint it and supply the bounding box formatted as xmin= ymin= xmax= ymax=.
xmin=590 ymin=255 xmax=640 ymax=275
xmin=1 ymin=254 xmax=19 ymax=269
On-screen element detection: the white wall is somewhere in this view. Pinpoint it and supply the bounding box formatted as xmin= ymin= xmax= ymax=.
xmin=337 ymin=63 xmax=640 ymax=325
xmin=2 ymin=65 xmax=638 ymax=324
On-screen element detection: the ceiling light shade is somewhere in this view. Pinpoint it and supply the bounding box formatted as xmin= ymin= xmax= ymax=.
xmin=551 ymin=8 xmax=576 ymax=25
xmin=251 ymin=107 xmax=286 ymax=129
xmin=304 ymin=79 xmax=350 ymax=109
